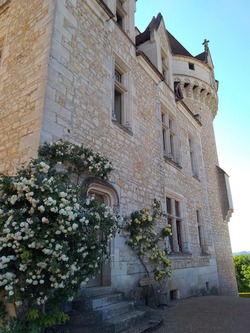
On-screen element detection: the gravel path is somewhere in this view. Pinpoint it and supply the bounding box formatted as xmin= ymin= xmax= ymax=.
xmin=154 ymin=295 xmax=250 ymax=333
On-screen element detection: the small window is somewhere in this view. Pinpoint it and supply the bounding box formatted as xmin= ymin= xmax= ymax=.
xmin=188 ymin=63 xmax=195 ymax=70
xmin=170 ymin=289 xmax=179 ymax=300
xmin=115 ymin=69 xmax=122 ymax=83
xmin=116 ymin=11 xmax=123 ymax=28
xmin=116 ymin=0 xmax=126 ymax=30
xmin=196 ymin=210 xmax=202 ymax=249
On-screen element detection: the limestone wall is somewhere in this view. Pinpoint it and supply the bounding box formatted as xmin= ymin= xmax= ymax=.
xmin=39 ymin=0 xmax=224 ymax=298
xmin=0 ymin=0 xmax=237 ymax=298
xmin=0 ymin=0 xmax=55 ymax=174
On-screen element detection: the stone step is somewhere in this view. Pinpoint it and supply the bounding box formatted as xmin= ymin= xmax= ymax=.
xmin=58 ymin=291 xmax=164 ymax=333
xmin=82 ymin=286 xmax=113 ymax=298
xmin=96 ymin=300 xmax=135 ymax=320
xmin=61 ymin=319 xmax=114 ymax=333
xmin=124 ymin=309 xmax=164 ymax=333
xmin=106 ymin=309 xmax=147 ymax=332
xmin=61 ymin=308 xmax=146 ymax=333
xmin=73 ymin=292 xmax=124 ymax=311
xmin=57 ymin=307 xmax=163 ymax=333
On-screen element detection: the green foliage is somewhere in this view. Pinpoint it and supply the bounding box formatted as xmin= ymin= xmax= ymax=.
xmin=0 ymin=140 xmax=118 ymax=332
xmin=38 ymin=140 xmax=114 ymax=180
xmin=239 ymin=292 xmax=250 ymax=298
xmin=234 ymin=254 xmax=250 ymax=292
xmin=125 ymin=199 xmax=172 ymax=281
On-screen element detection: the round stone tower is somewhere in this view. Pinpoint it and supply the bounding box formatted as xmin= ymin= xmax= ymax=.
xmin=172 ymin=39 xmax=238 ymax=296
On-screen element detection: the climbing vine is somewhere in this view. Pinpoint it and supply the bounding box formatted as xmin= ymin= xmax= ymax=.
xmin=125 ymin=199 xmax=172 ymax=281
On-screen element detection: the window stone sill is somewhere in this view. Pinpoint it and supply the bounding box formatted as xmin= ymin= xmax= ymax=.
xmin=112 ymin=120 xmax=133 ymax=136
xmin=192 ymin=174 xmax=200 ymax=181
xmin=169 ymin=252 xmax=192 ymax=258
xmin=163 ymin=155 xmax=182 ymax=170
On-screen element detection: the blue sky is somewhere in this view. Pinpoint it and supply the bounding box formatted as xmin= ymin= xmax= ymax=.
xmin=135 ymin=1 xmax=250 ymax=253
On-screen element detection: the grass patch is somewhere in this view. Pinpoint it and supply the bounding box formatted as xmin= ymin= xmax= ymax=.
xmin=239 ymin=292 xmax=250 ymax=298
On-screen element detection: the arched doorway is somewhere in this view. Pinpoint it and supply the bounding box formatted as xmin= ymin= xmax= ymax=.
xmin=85 ymin=179 xmax=119 ymax=287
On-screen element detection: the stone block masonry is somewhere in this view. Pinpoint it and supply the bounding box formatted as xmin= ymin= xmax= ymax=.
xmin=0 ymin=0 xmax=55 ymax=174
xmin=0 ymin=0 xmax=238 ymax=299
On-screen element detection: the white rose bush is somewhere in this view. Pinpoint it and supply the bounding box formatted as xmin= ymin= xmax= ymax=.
xmin=0 ymin=140 xmax=118 ymax=332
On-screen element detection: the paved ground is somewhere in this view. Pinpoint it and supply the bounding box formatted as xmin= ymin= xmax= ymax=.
xmin=155 ymin=295 xmax=250 ymax=333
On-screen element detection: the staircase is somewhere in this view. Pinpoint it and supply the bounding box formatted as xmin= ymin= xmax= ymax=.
xmin=61 ymin=287 xmax=163 ymax=333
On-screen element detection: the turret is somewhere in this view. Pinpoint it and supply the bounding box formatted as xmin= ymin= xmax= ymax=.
xmin=171 ymin=35 xmax=218 ymax=118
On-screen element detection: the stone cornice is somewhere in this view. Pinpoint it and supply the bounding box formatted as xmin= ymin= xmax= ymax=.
xmin=174 ymin=77 xmax=218 ymax=118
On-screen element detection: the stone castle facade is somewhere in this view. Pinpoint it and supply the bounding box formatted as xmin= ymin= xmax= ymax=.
xmin=0 ymin=0 xmax=238 ymax=299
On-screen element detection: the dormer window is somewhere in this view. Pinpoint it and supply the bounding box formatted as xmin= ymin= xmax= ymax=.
xmin=116 ymin=0 xmax=127 ymax=30
xmin=161 ymin=49 xmax=169 ymax=83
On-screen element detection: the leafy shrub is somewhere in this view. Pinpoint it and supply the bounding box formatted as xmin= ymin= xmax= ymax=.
xmin=234 ymin=254 xmax=250 ymax=292
xmin=125 ymin=199 xmax=172 ymax=281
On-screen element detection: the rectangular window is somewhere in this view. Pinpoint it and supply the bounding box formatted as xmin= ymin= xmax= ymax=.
xmin=169 ymin=119 xmax=174 ymax=155
xmin=196 ymin=210 xmax=202 ymax=248
xmin=162 ymin=108 xmax=180 ymax=164
xmin=161 ymin=51 xmax=169 ymax=83
xmin=195 ymin=209 xmax=206 ymax=254
xmin=188 ymin=63 xmax=195 ymax=70
xmin=113 ymin=67 xmax=126 ymax=124
xmin=116 ymin=0 xmax=126 ymax=30
xmin=176 ymin=220 xmax=182 ymax=252
xmin=175 ymin=200 xmax=180 ymax=217
xmin=166 ymin=197 xmax=172 ymax=214
xmin=166 ymin=197 xmax=183 ymax=253
xmin=115 ymin=69 xmax=122 ymax=83
xmin=114 ymin=89 xmax=122 ymax=124
xmin=112 ymin=57 xmax=131 ymax=131
xmin=189 ymin=137 xmax=198 ymax=177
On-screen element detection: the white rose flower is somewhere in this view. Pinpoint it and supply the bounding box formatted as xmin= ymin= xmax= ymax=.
xmin=72 ymin=223 xmax=78 ymax=230
xmin=38 ymin=205 xmax=45 ymax=213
